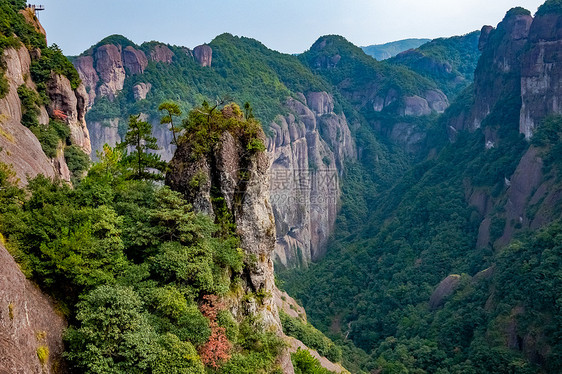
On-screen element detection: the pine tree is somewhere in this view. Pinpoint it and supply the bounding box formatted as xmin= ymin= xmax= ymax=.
xmin=158 ymin=101 xmax=182 ymax=145
xmin=118 ymin=114 xmax=167 ymax=180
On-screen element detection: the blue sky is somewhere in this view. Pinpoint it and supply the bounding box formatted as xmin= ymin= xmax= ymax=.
xmin=37 ymin=0 xmax=546 ymax=56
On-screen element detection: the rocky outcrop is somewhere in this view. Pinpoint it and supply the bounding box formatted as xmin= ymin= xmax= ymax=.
xmin=497 ymin=147 xmax=544 ymax=246
xmin=166 ymin=116 xmax=297 ymax=370
xmin=268 ymin=93 xmax=356 ymax=267
xmin=429 ymin=274 xmax=461 ymax=310
xmin=72 ymin=56 xmax=98 ymax=107
xmin=0 ymin=45 xmax=89 ymax=185
xmin=0 ymin=47 xmax=56 ymax=184
xmin=166 ymin=122 xmax=280 ymax=322
xmin=74 ymin=43 xmax=149 ymax=106
xmin=193 ymin=44 xmax=212 ymax=67
xmin=133 ymin=82 xmax=152 ymax=101
xmin=469 ymin=12 xmax=533 ymax=131
xmin=520 ymin=10 xmax=562 ymax=138
xmin=149 ymin=44 xmax=174 ymax=63
xmin=122 ymin=46 xmax=148 ymax=75
xmin=94 ymin=44 xmax=126 ymax=100
xmin=46 ymin=74 xmax=91 ymax=155
xmin=0 ymin=242 xmax=67 ymax=374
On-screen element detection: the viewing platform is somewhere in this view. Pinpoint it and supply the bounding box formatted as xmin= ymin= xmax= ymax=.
xmin=26 ymin=4 xmax=45 ymax=14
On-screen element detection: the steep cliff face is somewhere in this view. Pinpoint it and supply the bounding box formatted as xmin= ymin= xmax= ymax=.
xmin=520 ymin=9 xmax=562 ymax=138
xmin=165 ymin=109 xmax=294 ymax=370
xmin=468 ymin=10 xmax=532 ymax=132
xmin=0 ymin=243 xmax=67 ymax=374
xmin=74 ymin=42 xmax=149 ymax=107
xmin=0 ymin=44 xmax=90 ymax=185
xmin=0 ymin=46 xmax=55 ymax=183
xmin=0 ymin=7 xmax=93 ymax=371
xmin=165 ymin=108 xmax=348 ymax=372
xmin=166 ymin=116 xmax=281 ymax=329
xmin=268 ymin=93 xmax=356 ymax=266
xmin=444 ymin=5 xmax=562 ymax=248
xmin=453 ymin=6 xmax=562 ymax=139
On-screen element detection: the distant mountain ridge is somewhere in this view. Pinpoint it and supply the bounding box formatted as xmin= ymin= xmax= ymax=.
xmin=361 ymin=38 xmax=431 ymax=60
xmin=283 ymin=2 xmax=562 ymax=373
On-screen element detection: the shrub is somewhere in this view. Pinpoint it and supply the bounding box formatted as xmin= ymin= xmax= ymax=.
xmin=64 ymin=145 xmax=90 ymax=183
xmin=36 ymin=345 xmax=49 ymax=366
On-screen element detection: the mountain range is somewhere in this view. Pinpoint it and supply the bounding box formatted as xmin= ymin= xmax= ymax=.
xmin=1 ymin=0 xmax=562 ymax=373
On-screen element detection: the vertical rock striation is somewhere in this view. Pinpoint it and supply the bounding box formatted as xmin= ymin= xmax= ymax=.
xmin=268 ymin=93 xmax=356 ymax=267
xmin=520 ymin=10 xmax=562 ymax=138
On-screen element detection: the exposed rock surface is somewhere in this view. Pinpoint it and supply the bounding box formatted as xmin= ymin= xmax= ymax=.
xmin=93 ymin=44 xmax=126 ymax=100
xmin=274 ymin=288 xmax=306 ymax=321
xmin=1 ymin=45 xmax=88 ymax=185
xmin=132 ymin=82 xmax=152 ymax=101
xmin=520 ymin=11 xmax=562 ymax=138
xmin=74 ymin=43 xmax=150 ymax=106
xmin=149 ymin=44 xmax=174 ymax=63
xmin=0 ymin=47 xmax=57 ymax=184
xmin=0 ymin=243 xmax=67 ymax=374
xmin=72 ymin=56 xmax=98 ymax=107
xmin=468 ymin=13 xmax=532 ymax=131
xmin=429 ymin=274 xmax=461 ymax=310
xmin=167 ymin=126 xmax=280 ymax=324
xmin=166 ymin=123 xmax=298 ymax=372
xmin=122 ymin=46 xmax=148 ymax=75
xmin=451 ymin=9 xmax=562 ymax=138
xmin=193 ymin=44 xmax=213 ymax=67
xmin=268 ymin=93 xmax=356 ymax=266
xmin=46 ymin=74 xmax=91 ymax=155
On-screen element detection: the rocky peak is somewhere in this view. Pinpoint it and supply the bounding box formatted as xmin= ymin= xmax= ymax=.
xmin=478 ymin=25 xmax=494 ymax=50
xmin=73 ymin=41 xmax=150 ymax=105
xmin=165 ymin=107 xmax=280 ymax=326
xmin=93 ymin=44 xmax=126 ymax=100
xmin=461 ymin=8 xmax=533 ymax=132
xmin=520 ymin=3 xmax=562 ymax=138
xmin=149 ymin=44 xmax=174 ymax=63
xmin=193 ymin=44 xmax=213 ymax=67
xmin=122 ymin=46 xmax=148 ymax=74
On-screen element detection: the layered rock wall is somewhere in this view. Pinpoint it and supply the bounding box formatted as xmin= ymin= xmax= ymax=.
xmin=268 ymin=93 xmax=356 ymax=267
xmin=0 ymin=45 xmax=90 ymax=185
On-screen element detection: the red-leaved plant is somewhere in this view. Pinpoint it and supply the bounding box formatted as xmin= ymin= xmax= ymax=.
xmin=199 ymin=295 xmax=231 ymax=368
xmin=53 ymin=109 xmax=68 ymax=121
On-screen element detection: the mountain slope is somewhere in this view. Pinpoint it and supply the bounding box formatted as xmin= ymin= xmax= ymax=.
xmin=361 ymin=38 xmax=431 ymax=60
xmin=388 ymin=31 xmax=481 ymax=98
xmin=282 ymin=4 xmax=562 ymax=373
